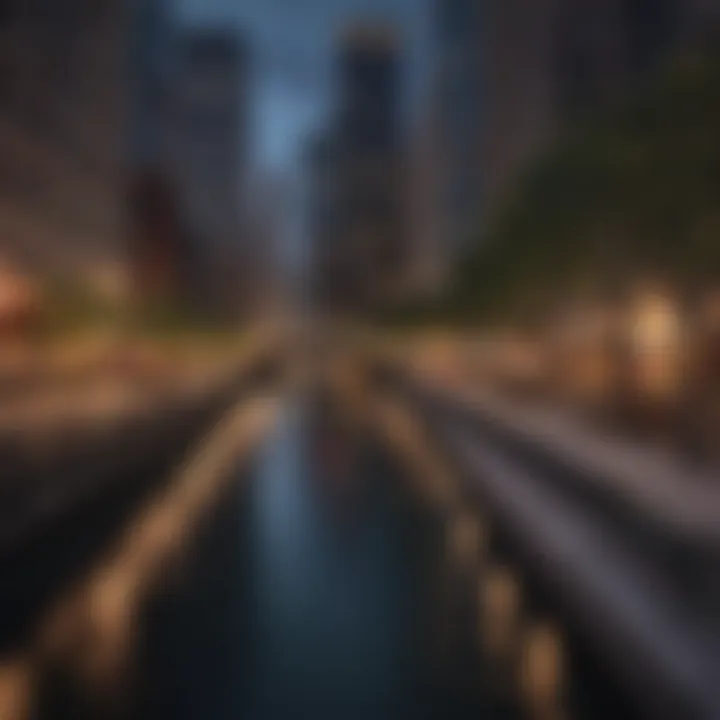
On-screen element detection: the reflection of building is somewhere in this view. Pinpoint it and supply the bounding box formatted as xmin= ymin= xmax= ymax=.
xmin=0 ymin=0 xmax=125 ymax=299
xmin=334 ymin=23 xmax=404 ymax=308
xmin=173 ymin=28 xmax=248 ymax=315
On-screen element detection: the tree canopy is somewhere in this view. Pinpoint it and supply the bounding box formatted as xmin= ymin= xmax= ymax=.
xmin=444 ymin=44 xmax=720 ymax=326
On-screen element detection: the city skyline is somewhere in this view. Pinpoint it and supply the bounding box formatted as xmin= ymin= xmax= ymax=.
xmin=178 ymin=0 xmax=431 ymax=170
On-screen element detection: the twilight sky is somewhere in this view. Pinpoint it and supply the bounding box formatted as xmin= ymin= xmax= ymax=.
xmin=177 ymin=0 xmax=432 ymax=170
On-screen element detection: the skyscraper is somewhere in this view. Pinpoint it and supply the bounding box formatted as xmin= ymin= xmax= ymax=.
xmin=478 ymin=0 xmax=558 ymax=230
xmin=128 ymin=0 xmax=187 ymax=305
xmin=0 ymin=0 xmax=126 ymax=300
xmin=305 ymin=131 xmax=339 ymax=308
xmin=405 ymin=101 xmax=445 ymax=298
xmin=479 ymin=0 xmax=690 ymax=234
xmin=173 ymin=28 xmax=248 ymax=315
xmin=434 ymin=0 xmax=486 ymax=255
xmin=334 ymin=22 xmax=404 ymax=308
xmin=128 ymin=0 xmax=176 ymax=170
xmin=682 ymin=0 xmax=720 ymax=41
xmin=553 ymin=0 xmax=631 ymax=115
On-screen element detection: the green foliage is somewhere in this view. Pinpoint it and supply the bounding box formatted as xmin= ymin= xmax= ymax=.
xmin=129 ymin=302 xmax=239 ymax=343
xmin=439 ymin=45 xmax=720 ymax=325
xmin=41 ymin=281 xmax=239 ymax=345
xmin=42 ymin=281 xmax=127 ymax=338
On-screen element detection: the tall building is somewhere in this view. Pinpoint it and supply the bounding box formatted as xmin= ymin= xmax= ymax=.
xmin=241 ymin=171 xmax=284 ymax=316
xmin=0 ymin=0 xmax=126 ymax=299
xmin=479 ymin=0 xmax=700 ymax=234
xmin=681 ymin=0 xmax=720 ymax=41
xmin=127 ymin=0 xmax=188 ymax=306
xmin=620 ymin=0 xmax=679 ymax=78
xmin=334 ymin=22 xmax=404 ymax=308
xmin=405 ymin=102 xmax=445 ymax=297
xmin=478 ymin=0 xmax=559 ymax=229
xmin=553 ymin=0 xmax=632 ymax=115
xmin=128 ymin=0 xmax=176 ymax=170
xmin=434 ymin=0 xmax=486 ymax=255
xmin=172 ymin=28 xmax=248 ymax=315
xmin=305 ymin=132 xmax=339 ymax=308
xmin=432 ymin=0 xmax=719 ymax=279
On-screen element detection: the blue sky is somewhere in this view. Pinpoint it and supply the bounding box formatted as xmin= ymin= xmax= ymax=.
xmin=177 ymin=0 xmax=431 ymax=170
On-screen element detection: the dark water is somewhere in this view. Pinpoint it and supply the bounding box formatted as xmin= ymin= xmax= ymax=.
xmin=34 ymin=399 xmax=644 ymax=720
xmin=250 ymin=406 xmax=413 ymax=717
xmin=127 ymin=402 xmax=481 ymax=720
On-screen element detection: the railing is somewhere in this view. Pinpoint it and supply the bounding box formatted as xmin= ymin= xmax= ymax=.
xmin=364 ymin=350 xmax=720 ymax=719
xmin=0 ymin=339 xmax=283 ymax=654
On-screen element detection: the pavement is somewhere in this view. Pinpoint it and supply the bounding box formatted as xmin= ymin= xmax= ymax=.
xmin=412 ymin=374 xmax=720 ymax=545
xmin=367 ymin=329 xmax=720 ymax=545
xmin=0 ymin=329 xmax=275 ymax=443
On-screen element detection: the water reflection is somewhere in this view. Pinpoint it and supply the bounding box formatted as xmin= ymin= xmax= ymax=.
xmin=249 ymin=402 xmax=422 ymax=719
